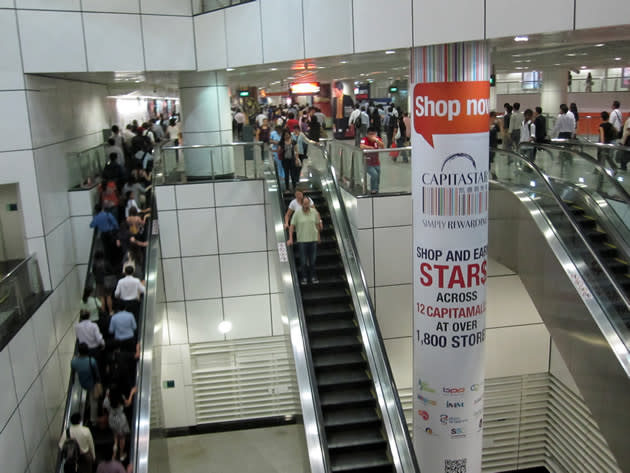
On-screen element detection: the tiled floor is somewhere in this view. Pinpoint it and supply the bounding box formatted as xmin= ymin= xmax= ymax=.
xmin=150 ymin=425 xmax=306 ymax=473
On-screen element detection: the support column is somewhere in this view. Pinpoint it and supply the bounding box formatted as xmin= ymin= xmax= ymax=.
xmin=179 ymin=71 xmax=233 ymax=177
xmin=411 ymin=42 xmax=489 ymax=473
xmin=540 ymin=68 xmax=569 ymax=116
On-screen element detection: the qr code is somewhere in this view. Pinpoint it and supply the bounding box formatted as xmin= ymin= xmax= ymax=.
xmin=445 ymin=458 xmax=466 ymax=473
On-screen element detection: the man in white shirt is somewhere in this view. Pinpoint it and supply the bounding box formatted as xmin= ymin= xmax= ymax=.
xmin=59 ymin=413 xmax=95 ymax=472
xmin=349 ymin=104 xmax=361 ymax=146
xmin=610 ymin=100 xmax=623 ymax=138
xmin=234 ymin=109 xmax=246 ymax=140
xmin=256 ymin=111 xmax=267 ymax=128
xmin=284 ymin=189 xmax=315 ymax=229
xmin=519 ymin=109 xmax=536 ymax=161
xmin=75 ymin=310 xmax=105 ymax=351
xmin=551 ymin=104 xmax=576 ymax=139
xmin=508 ymin=102 xmax=524 ymax=144
xmin=115 ymin=266 xmax=145 ymax=316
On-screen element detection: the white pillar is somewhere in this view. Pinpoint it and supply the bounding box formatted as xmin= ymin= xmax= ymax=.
xmin=179 ymin=71 xmax=233 ymax=177
xmin=541 ymin=69 xmax=569 ymax=116
xmin=411 ymin=41 xmax=489 ymax=473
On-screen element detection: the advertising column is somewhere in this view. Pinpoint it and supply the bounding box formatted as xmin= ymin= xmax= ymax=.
xmin=411 ymin=42 xmax=489 ymax=473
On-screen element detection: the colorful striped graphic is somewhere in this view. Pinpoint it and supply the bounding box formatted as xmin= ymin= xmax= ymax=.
xmin=412 ymin=42 xmax=489 ymax=83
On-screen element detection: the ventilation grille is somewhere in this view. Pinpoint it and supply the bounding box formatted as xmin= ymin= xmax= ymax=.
xmin=545 ymin=375 xmax=621 ymax=473
xmin=189 ymin=336 xmax=300 ymax=424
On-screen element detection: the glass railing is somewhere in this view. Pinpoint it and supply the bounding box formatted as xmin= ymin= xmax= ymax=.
xmin=156 ymin=142 xmax=265 ymax=184
xmin=0 ymin=254 xmax=47 ymax=351
xmin=326 ymin=140 xmax=412 ymax=195
xmin=492 ymin=148 xmax=630 ymax=353
xmin=306 ymin=138 xmax=419 ymax=473
xmin=67 ymin=143 xmax=108 ymax=189
xmin=193 ymin=0 xmax=256 ymax=15
xmin=517 ymin=142 xmax=630 ymax=227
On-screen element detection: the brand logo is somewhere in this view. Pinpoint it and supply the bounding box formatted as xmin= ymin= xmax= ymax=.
xmin=446 ymin=401 xmax=465 ymax=408
xmin=418 ymin=379 xmax=435 ymax=393
xmin=442 ymin=386 xmax=465 ymax=395
xmin=470 ymin=383 xmax=482 ymax=391
xmin=420 ymin=153 xmax=488 ymax=218
xmin=417 ymin=394 xmax=437 ymax=406
xmin=440 ymin=414 xmax=468 ymax=425
xmin=425 ymin=427 xmax=433 ymax=435
xmin=418 ymin=410 xmax=430 ymax=421
xmin=450 ymin=427 xmax=465 ymax=438
xmin=440 ymin=414 xmax=448 ymax=425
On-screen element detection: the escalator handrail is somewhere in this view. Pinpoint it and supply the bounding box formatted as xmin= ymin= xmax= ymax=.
xmin=263 ymin=150 xmax=331 ymax=473
xmin=306 ymin=137 xmax=420 ymax=473
xmin=492 ymin=148 xmax=630 ymax=335
xmin=518 ymin=142 xmax=630 ymax=207
xmin=550 ymin=137 xmax=630 ymax=153
xmin=129 ymin=207 xmax=159 ymax=473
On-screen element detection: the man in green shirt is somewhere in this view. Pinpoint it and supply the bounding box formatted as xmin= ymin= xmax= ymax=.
xmin=287 ymin=197 xmax=322 ymax=284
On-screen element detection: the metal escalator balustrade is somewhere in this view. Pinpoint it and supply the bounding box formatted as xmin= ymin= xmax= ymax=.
xmin=491 ymin=147 xmax=630 ymax=362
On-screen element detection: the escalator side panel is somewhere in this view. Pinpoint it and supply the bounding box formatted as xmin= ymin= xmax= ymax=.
xmin=489 ymin=186 xmax=630 ymax=472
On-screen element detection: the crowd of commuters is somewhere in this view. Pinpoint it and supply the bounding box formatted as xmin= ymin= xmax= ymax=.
xmin=491 ymin=100 xmax=629 ymax=169
xmin=61 ymin=117 xmax=166 ymax=472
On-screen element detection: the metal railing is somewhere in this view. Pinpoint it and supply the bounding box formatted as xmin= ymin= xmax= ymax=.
xmin=67 ymin=143 xmax=108 ymax=189
xmin=0 ymin=254 xmax=47 ymax=351
xmin=156 ymin=142 xmax=265 ymax=184
xmin=491 ymin=148 xmax=630 ymax=364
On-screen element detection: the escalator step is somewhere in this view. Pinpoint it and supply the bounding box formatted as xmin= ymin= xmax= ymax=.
xmin=330 ymin=449 xmax=392 ymax=473
xmin=320 ymin=387 xmax=375 ymax=407
xmin=313 ymin=350 xmax=365 ymax=369
xmin=327 ymin=426 xmax=387 ymax=450
xmin=317 ymin=367 xmax=370 ymax=388
xmin=308 ymin=318 xmax=357 ymax=335
xmin=301 ymin=286 xmax=349 ymax=301
xmin=316 ymin=262 xmax=344 ymax=272
xmin=310 ymin=335 xmax=361 ymax=351
xmin=585 ymin=230 xmax=607 ymax=242
xmin=305 ymin=303 xmax=354 ymax=317
xmin=324 ymin=406 xmax=380 ymax=429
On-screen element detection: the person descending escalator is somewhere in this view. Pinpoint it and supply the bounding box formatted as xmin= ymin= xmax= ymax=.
xmin=287 ymin=197 xmax=323 ymax=285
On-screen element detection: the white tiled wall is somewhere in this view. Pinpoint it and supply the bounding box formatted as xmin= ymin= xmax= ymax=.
xmin=413 ymin=0 xmax=484 ymax=46
xmin=0 ymin=10 xmax=24 ymax=90
xmin=353 ymin=0 xmax=412 ymax=53
xmin=82 ymin=0 xmax=140 ymax=14
xmin=194 ymin=10 xmax=228 ymax=71
xmin=140 ymin=0 xmax=191 ymax=16
xmin=83 ymin=13 xmax=144 ymax=71
xmin=225 ymin=2 xmax=263 ymax=67
xmin=0 ymin=92 xmax=32 ymax=151
xmin=303 ymin=0 xmax=354 ymax=59
xmin=142 ymin=15 xmax=196 ymax=71
xmin=486 ymin=0 xmax=574 ymax=38
xmin=260 ymin=0 xmax=305 ymax=63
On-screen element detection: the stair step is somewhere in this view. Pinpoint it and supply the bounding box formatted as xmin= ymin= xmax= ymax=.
xmin=317 ymin=367 xmax=370 ymax=388
xmin=330 ymin=449 xmax=392 ymax=472
xmin=313 ymin=350 xmax=365 ymax=369
xmin=327 ymin=426 xmax=387 ymax=450
xmin=305 ymin=303 xmax=354 ymax=317
xmin=308 ymin=318 xmax=357 ymax=334
xmin=320 ymin=387 xmax=375 ymax=407
xmin=310 ymin=335 xmax=361 ymax=351
xmin=324 ymin=406 xmax=380 ymax=429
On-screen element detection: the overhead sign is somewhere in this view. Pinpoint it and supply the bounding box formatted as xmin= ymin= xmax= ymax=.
xmin=289 ymin=82 xmax=321 ymax=95
xmin=412 ymin=80 xmax=489 ymax=473
xmin=389 ymin=86 xmax=399 ymax=93
xmin=239 ymin=90 xmax=250 ymax=97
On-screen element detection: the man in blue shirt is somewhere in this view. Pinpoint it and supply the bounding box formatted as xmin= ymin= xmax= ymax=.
xmin=270 ymin=125 xmax=284 ymax=181
xmin=109 ymin=300 xmax=137 ymax=352
xmin=71 ymin=343 xmax=100 ymax=424
xmin=90 ymin=204 xmax=119 ymax=262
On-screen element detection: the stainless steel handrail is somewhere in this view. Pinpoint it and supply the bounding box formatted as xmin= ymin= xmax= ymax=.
xmin=264 ymin=151 xmax=330 ymax=473
xmin=492 ymin=148 xmax=630 ymax=366
xmin=130 ymin=218 xmax=160 ymax=473
xmin=550 ymin=138 xmax=630 ymax=153
xmin=0 ymin=253 xmax=39 ymax=283
xmin=306 ymin=137 xmax=419 ymax=473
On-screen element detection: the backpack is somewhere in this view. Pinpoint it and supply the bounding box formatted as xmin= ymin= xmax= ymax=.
xmin=354 ymin=114 xmax=363 ymax=128
xmin=62 ymin=428 xmax=80 ymax=471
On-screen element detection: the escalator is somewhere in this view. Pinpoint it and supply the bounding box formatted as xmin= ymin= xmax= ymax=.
xmin=489 ymin=147 xmax=630 ymax=471
xmin=283 ymin=188 xmax=394 ymax=473
xmin=56 ymin=203 xmax=159 ymax=473
xmin=266 ymin=145 xmax=418 ymax=473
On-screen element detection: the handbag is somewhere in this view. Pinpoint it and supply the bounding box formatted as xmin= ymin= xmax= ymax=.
xmin=389 ymin=142 xmax=400 ymax=160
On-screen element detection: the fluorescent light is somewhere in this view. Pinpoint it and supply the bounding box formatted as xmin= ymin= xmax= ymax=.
xmin=270 ymin=67 xmax=278 ymax=71
xmin=514 ymin=36 xmax=528 ymax=42
xmin=385 ymin=50 xmax=396 ymax=54
xmin=226 ymin=68 xmax=235 ymax=71
xmin=218 ymin=321 xmax=232 ymax=334
xmin=615 ymin=57 xmax=622 ymax=61
xmin=595 ymin=43 xmax=605 ymax=47
xmin=580 ymin=65 xmax=588 ymax=69
xmin=339 ymin=60 xmax=348 ymax=64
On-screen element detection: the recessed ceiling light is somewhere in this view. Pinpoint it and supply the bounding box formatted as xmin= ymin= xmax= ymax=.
xmin=359 ymin=73 xmax=365 ymax=76
xmin=615 ymin=57 xmax=622 ymax=61
xmin=270 ymin=67 xmax=278 ymax=71
xmin=340 ymin=60 xmax=348 ymax=64
xmin=514 ymin=36 xmax=528 ymax=42
xmin=580 ymin=65 xmax=588 ymax=69
xmin=385 ymin=50 xmax=396 ymax=54
xmin=566 ymin=53 xmax=577 ymax=57
xmin=595 ymin=43 xmax=605 ymax=47
xmin=226 ymin=68 xmax=235 ymax=71
xmin=218 ymin=320 xmax=232 ymax=334
xmin=554 ymin=63 xmax=562 ymax=66
xmin=318 ymin=66 xmax=326 ymax=70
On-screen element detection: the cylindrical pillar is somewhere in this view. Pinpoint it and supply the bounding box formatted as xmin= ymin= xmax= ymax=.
xmin=540 ymin=69 xmax=569 ymax=117
xmin=179 ymin=71 xmax=233 ymax=178
xmin=411 ymin=42 xmax=489 ymax=473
